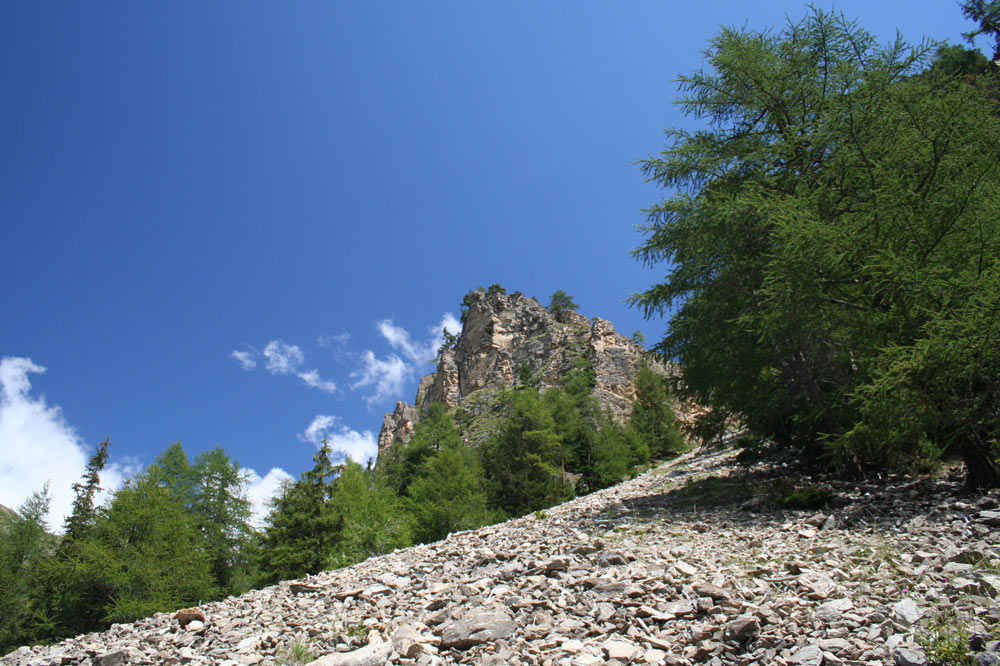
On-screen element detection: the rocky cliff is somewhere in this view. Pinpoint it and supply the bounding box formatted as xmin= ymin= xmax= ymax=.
xmin=377 ymin=290 xmax=656 ymax=455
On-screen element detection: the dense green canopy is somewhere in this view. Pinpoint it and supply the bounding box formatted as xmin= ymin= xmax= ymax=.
xmin=632 ymin=8 xmax=1000 ymax=486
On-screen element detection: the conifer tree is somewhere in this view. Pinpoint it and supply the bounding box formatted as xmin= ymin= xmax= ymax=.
xmin=191 ymin=447 xmax=255 ymax=595
xmin=381 ymin=403 xmax=461 ymax=495
xmin=407 ymin=441 xmax=490 ymax=543
xmin=482 ymin=390 xmax=570 ymax=517
xmin=331 ymin=460 xmax=410 ymax=565
xmin=547 ymin=290 xmax=579 ymax=320
xmin=62 ymin=438 xmax=109 ymax=543
xmin=628 ymin=366 xmax=686 ymax=459
xmin=0 ymin=485 xmax=53 ymax=653
xmin=257 ymin=443 xmax=340 ymax=583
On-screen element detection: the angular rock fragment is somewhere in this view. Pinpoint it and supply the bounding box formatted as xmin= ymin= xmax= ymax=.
xmin=722 ymin=615 xmax=759 ymax=642
xmin=893 ymin=645 xmax=928 ymax=666
xmin=893 ymin=599 xmax=924 ymax=627
xmin=306 ymin=639 xmax=392 ymax=666
xmin=437 ymin=608 xmax=516 ymax=650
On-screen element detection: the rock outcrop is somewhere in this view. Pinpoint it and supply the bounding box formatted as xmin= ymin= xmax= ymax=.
xmin=378 ymin=290 xmax=658 ymax=455
xmin=7 ymin=451 xmax=999 ymax=666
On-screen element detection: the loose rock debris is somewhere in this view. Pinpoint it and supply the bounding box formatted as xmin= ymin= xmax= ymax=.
xmin=5 ymin=449 xmax=999 ymax=666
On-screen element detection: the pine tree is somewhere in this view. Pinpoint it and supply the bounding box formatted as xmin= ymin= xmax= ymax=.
xmin=43 ymin=476 xmax=217 ymax=637
xmin=0 ymin=485 xmax=53 ymax=653
xmin=257 ymin=444 xmax=340 ymax=583
xmin=191 ymin=447 xmax=256 ymax=595
xmin=547 ymin=290 xmax=579 ymax=320
xmin=407 ymin=442 xmax=490 ymax=543
xmin=381 ymin=403 xmax=462 ymax=495
xmin=332 ymin=460 xmax=410 ymax=564
xmin=628 ymin=366 xmax=686 ymax=459
xmin=482 ymin=390 xmax=570 ymax=517
xmin=62 ymin=438 xmax=109 ymax=543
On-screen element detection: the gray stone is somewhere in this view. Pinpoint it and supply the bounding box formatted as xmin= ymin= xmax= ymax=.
xmin=893 ymin=645 xmax=928 ymax=666
xmin=437 ymin=608 xmax=516 ymax=650
xmin=693 ymin=583 xmax=730 ymax=600
xmin=307 ymin=639 xmax=393 ymax=666
xmin=814 ymin=598 xmax=853 ymax=623
xmin=598 ymin=551 xmax=628 ymax=566
xmin=787 ymin=645 xmax=824 ymax=666
xmin=976 ymin=510 xmax=1000 ymax=527
xmin=722 ymin=615 xmax=759 ymax=642
xmin=893 ymin=599 xmax=924 ymax=627
xmin=94 ymin=651 xmax=127 ymax=666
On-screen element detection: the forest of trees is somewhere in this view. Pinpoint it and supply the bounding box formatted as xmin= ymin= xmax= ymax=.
xmin=0 ymin=338 xmax=684 ymax=653
xmin=631 ymin=5 xmax=1000 ymax=488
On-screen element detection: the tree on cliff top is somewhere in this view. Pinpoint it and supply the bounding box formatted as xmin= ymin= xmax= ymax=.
xmin=632 ymin=8 xmax=1000 ymax=486
xmin=547 ymin=290 xmax=578 ymax=320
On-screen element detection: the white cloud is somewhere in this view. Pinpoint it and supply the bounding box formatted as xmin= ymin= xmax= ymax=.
xmin=0 ymin=357 xmax=130 ymax=532
xmin=436 ymin=313 xmax=462 ymax=341
xmin=231 ymin=350 xmax=257 ymax=370
xmin=318 ymin=332 xmax=350 ymax=349
xmin=236 ymin=341 xmax=337 ymax=393
xmin=377 ymin=320 xmax=424 ymax=363
xmin=302 ymin=414 xmax=336 ymax=444
xmin=377 ymin=313 xmax=463 ymax=365
xmin=242 ymin=466 xmax=293 ymax=528
xmin=350 ymin=351 xmax=410 ymax=406
xmin=263 ymin=340 xmax=304 ymax=375
xmin=299 ymin=415 xmax=377 ymax=466
xmin=297 ymin=369 xmax=336 ymax=393
xmin=350 ymin=313 xmax=462 ymax=406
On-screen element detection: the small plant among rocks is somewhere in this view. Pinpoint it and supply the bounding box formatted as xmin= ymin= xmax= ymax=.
xmin=275 ymin=637 xmax=313 ymax=666
xmin=917 ymin=609 xmax=974 ymax=666
xmin=780 ymin=485 xmax=831 ymax=510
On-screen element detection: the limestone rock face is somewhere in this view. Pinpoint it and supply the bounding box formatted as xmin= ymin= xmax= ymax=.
xmin=377 ymin=401 xmax=420 ymax=453
xmin=377 ymin=290 xmax=661 ymax=456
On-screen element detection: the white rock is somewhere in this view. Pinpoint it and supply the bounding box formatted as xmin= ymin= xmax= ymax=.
xmin=892 ymin=599 xmax=924 ymax=627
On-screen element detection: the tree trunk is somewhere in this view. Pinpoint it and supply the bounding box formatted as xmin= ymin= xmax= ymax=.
xmin=961 ymin=435 xmax=1000 ymax=489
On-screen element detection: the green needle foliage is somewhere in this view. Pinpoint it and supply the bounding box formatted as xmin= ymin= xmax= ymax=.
xmin=0 ymin=486 xmax=53 ymax=653
xmin=407 ymin=443 xmax=492 ymax=543
xmin=632 ymin=8 xmax=1000 ymax=486
xmin=62 ymin=438 xmax=109 ymax=544
xmin=547 ymin=290 xmax=579 ymax=321
xmin=482 ymin=389 xmax=573 ymax=517
xmin=257 ymin=443 xmax=341 ymax=584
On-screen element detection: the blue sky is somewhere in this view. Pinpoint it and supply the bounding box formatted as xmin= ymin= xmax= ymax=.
xmin=0 ymin=2 xmax=981 ymax=527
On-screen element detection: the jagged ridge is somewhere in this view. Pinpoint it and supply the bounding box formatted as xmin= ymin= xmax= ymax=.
xmin=378 ymin=290 xmax=656 ymax=455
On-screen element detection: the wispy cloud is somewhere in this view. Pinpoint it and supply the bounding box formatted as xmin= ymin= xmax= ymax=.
xmin=297 ymin=369 xmax=337 ymax=393
xmin=231 ymin=350 xmax=257 ymax=370
xmin=299 ymin=415 xmax=377 ymax=466
xmin=0 ymin=357 xmax=133 ymax=531
xmin=377 ymin=313 xmax=462 ymax=365
xmin=350 ymin=313 xmax=461 ymax=406
xmin=350 ymin=351 xmax=410 ymax=406
xmin=263 ymin=340 xmax=304 ymax=375
xmin=318 ymin=332 xmax=350 ymax=350
xmin=231 ymin=340 xmax=336 ymax=393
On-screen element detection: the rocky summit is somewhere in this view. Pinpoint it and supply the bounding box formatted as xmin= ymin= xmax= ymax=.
xmin=6 ymin=449 xmax=999 ymax=666
xmin=378 ymin=290 xmax=660 ymax=455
